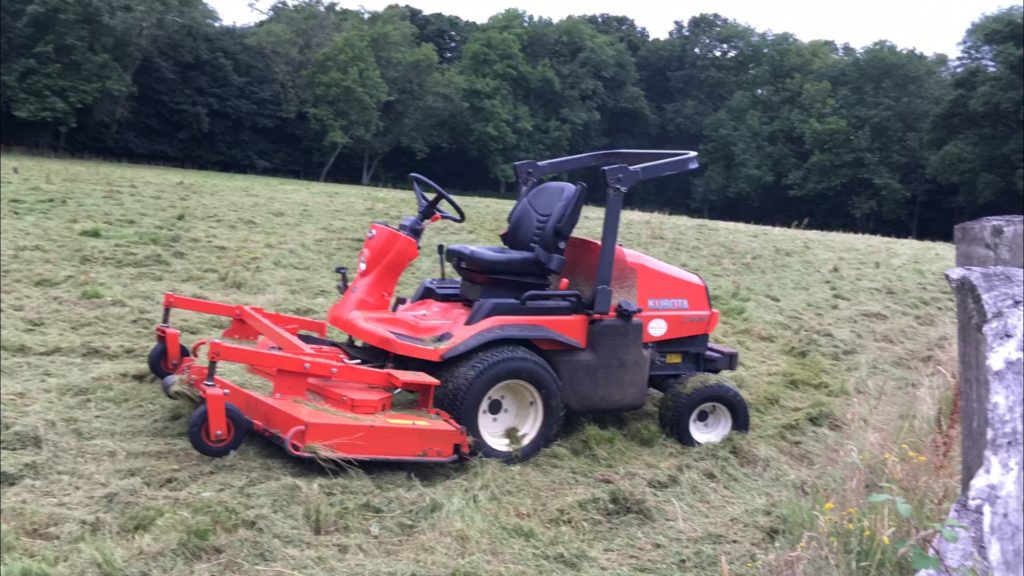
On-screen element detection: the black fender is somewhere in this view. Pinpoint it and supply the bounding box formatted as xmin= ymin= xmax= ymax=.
xmin=440 ymin=324 xmax=582 ymax=360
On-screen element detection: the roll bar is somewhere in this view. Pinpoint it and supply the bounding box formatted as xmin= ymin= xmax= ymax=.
xmin=513 ymin=149 xmax=699 ymax=199
xmin=511 ymin=150 xmax=701 ymax=315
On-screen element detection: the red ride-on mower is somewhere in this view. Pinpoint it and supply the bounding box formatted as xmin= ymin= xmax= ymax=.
xmin=150 ymin=150 xmax=748 ymax=462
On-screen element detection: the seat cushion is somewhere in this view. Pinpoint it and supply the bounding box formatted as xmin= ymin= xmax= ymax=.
xmin=443 ymin=181 xmax=584 ymax=298
xmin=445 ymin=245 xmax=549 ymax=276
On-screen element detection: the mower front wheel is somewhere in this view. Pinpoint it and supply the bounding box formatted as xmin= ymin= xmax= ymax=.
xmin=187 ymin=402 xmax=249 ymax=457
xmin=659 ymin=376 xmax=749 ymax=446
xmin=435 ymin=345 xmax=564 ymax=462
xmin=148 ymin=341 xmax=190 ymax=379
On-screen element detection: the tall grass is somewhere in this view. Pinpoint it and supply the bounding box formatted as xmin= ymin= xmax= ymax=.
xmin=0 ymin=153 xmax=958 ymax=575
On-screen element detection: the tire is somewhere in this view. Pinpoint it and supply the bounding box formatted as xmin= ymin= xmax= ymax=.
xmin=187 ymin=403 xmax=249 ymax=457
xmin=161 ymin=375 xmax=178 ymax=398
xmin=435 ymin=345 xmax=564 ymax=462
xmin=148 ymin=341 xmax=190 ymax=379
xmin=659 ymin=375 xmax=749 ymax=446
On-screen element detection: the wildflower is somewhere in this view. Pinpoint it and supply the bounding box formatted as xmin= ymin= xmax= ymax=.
xmin=907 ymin=450 xmax=918 ymax=458
xmin=845 ymin=507 xmax=858 ymax=515
xmin=798 ymin=543 xmax=806 ymax=550
xmin=823 ymin=502 xmax=835 ymax=512
xmin=883 ymin=536 xmax=891 ymax=545
xmin=846 ymin=522 xmax=854 ymax=529
xmin=900 ymin=444 xmax=909 ymax=449
xmin=917 ymin=455 xmax=927 ymax=462
xmin=863 ymin=530 xmax=871 ymax=537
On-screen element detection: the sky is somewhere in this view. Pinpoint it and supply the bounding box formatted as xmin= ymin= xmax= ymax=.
xmin=208 ymin=0 xmax=1020 ymax=56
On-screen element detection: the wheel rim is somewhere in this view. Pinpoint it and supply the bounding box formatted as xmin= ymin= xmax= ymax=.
xmin=688 ymin=401 xmax=733 ymax=444
xmin=201 ymin=420 xmax=235 ymax=448
xmin=476 ymin=379 xmax=544 ymax=452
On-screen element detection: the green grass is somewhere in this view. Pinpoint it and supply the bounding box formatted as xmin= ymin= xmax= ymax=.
xmin=0 ymin=153 xmax=960 ymax=575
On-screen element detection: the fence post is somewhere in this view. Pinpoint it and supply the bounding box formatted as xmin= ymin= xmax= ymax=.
xmin=920 ymin=215 xmax=1023 ymax=576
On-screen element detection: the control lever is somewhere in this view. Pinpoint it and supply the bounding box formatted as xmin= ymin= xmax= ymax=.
xmin=334 ymin=266 xmax=349 ymax=295
xmin=437 ymin=244 xmax=446 ymax=280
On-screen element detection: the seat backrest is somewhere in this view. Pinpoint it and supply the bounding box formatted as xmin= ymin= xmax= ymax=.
xmin=499 ymin=182 xmax=586 ymax=269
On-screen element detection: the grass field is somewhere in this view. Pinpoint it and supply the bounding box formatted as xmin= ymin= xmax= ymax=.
xmin=0 ymin=153 xmax=961 ymax=576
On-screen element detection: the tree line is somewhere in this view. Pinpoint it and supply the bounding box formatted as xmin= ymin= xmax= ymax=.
xmin=2 ymin=0 xmax=1021 ymax=239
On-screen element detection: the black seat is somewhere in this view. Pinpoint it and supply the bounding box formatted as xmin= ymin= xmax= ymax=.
xmin=446 ymin=181 xmax=586 ymax=298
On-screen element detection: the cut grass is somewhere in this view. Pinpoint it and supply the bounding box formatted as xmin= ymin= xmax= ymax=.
xmin=0 ymin=153 xmax=959 ymax=575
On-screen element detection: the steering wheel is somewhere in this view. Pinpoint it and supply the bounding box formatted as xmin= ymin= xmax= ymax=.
xmin=410 ymin=173 xmax=466 ymax=224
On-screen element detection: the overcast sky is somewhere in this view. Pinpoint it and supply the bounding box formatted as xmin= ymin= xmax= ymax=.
xmin=208 ymin=0 xmax=1019 ymax=56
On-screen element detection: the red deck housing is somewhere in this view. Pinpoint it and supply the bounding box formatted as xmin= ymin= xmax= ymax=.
xmin=158 ymin=293 xmax=469 ymax=461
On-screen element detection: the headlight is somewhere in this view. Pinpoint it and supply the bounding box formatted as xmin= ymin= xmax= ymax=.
xmin=358 ymin=257 xmax=367 ymax=273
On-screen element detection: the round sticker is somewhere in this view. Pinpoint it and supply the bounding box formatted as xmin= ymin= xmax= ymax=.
xmin=647 ymin=318 xmax=668 ymax=337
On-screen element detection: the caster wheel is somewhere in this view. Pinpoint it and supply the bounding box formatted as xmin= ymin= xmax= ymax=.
xmin=187 ymin=402 xmax=249 ymax=457
xmin=148 ymin=341 xmax=190 ymax=379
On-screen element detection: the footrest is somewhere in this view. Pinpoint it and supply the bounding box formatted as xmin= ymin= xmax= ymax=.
xmin=386 ymin=369 xmax=440 ymax=388
xmin=704 ymin=343 xmax=739 ymax=372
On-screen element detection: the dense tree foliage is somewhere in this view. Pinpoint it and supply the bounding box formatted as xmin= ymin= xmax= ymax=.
xmin=928 ymin=6 xmax=1024 ymax=229
xmin=2 ymin=0 xmax=1022 ymax=239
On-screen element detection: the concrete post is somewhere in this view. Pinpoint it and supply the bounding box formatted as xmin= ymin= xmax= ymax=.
xmin=952 ymin=216 xmax=1024 ymax=488
xmin=938 ymin=267 xmax=1023 ymax=576
xmin=954 ymin=215 xmax=1023 ymax=268
xmin=919 ymin=216 xmax=1023 ymax=576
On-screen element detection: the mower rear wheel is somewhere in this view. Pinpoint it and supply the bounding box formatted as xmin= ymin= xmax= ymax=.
xmin=659 ymin=376 xmax=749 ymax=446
xmin=435 ymin=345 xmax=564 ymax=462
xmin=187 ymin=403 xmax=249 ymax=457
xmin=148 ymin=341 xmax=190 ymax=379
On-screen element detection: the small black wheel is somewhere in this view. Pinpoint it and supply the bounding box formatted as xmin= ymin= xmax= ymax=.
xmin=659 ymin=375 xmax=749 ymax=446
xmin=161 ymin=375 xmax=177 ymax=398
xmin=187 ymin=403 xmax=249 ymax=457
xmin=148 ymin=341 xmax=190 ymax=379
xmin=435 ymin=345 xmax=564 ymax=462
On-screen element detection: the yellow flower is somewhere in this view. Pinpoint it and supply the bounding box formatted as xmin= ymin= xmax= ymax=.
xmin=863 ymin=530 xmax=871 ymax=537
xmin=846 ymin=522 xmax=855 ymax=529
xmin=798 ymin=542 xmax=806 ymax=549
xmin=823 ymin=502 xmax=835 ymax=512
xmin=907 ymin=450 xmax=918 ymax=458
xmin=901 ymin=444 xmax=909 ymax=449
xmin=883 ymin=536 xmax=891 ymax=545
xmin=917 ymin=455 xmax=927 ymax=462
xmin=845 ymin=507 xmax=858 ymax=515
